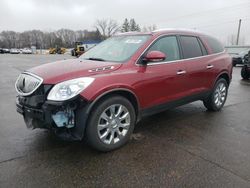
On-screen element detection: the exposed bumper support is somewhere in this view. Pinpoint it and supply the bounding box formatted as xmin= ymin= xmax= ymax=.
xmin=16 ymin=96 xmax=91 ymax=141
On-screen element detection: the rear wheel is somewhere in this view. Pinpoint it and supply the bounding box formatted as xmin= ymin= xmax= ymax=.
xmin=241 ymin=66 xmax=250 ymax=80
xmin=203 ymin=78 xmax=228 ymax=111
xmin=86 ymin=95 xmax=136 ymax=152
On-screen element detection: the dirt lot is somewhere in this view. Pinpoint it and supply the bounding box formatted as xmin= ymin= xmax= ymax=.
xmin=0 ymin=54 xmax=250 ymax=188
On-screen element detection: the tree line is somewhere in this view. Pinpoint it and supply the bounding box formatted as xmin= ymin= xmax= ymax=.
xmin=0 ymin=29 xmax=102 ymax=49
xmin=0 ymin=18 xmax=157 ymax=49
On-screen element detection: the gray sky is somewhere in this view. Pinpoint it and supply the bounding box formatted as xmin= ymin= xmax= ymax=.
xmin=0 ymin=0 xmax=250 ymax=44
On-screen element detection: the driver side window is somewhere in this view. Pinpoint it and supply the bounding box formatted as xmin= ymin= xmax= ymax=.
xmin=148 ymin=36 xmax=180 ymax=62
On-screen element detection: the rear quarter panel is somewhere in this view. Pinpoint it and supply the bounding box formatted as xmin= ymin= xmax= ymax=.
xmin=216 ymin=52 xmax=232 ymax=82
xmin=206 ymin=52 xmax=232 ymax=87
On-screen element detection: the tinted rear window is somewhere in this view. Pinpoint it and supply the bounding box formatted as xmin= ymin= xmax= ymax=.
xmin=204 ymin=35 xmax=224 ymax=54
xmin=198 ymin=38 xmax=208 ymax=55
xmin=180 ymin=36 xmax=203 ymax=59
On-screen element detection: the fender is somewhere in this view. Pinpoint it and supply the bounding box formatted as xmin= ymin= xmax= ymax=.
xmin=213 ymin=70 xmax=231 ymax=87
xmin=73 ymin=87 xmax=140 ymax=140
xmin=85 ymin=87 xmax=140 ymax=116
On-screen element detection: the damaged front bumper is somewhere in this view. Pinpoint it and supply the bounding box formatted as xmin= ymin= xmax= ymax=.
xmin=16 ymin=95 xmax=91 ymax=141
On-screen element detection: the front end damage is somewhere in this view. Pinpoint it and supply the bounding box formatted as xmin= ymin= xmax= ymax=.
xmin=15 ymin=73 xmax=90 ymax=141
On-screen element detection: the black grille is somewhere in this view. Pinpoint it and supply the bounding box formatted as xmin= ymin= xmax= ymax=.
xmin=17 ymin=84 xmax=52 ymax=108
xmin=15 ymin=72 xmax=43 ymax=96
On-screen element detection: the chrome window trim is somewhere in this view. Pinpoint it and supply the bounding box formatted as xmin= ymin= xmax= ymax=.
xmin=135 ymin=34 xmax=226 ymax=66
xmin=146 ymin=51 xmax=226 ymax=66
xmin=15 ymin=71 xmax=43 ymax=96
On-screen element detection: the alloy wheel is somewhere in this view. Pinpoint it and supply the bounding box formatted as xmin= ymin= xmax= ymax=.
xmin=97 ymin=104 xmax=131 ymax=145
xmin=214 ymin=82 xmax=227 ymax=108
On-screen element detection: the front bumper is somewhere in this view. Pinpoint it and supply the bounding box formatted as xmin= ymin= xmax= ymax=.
xmin=16 ymin=95 xmax=91 ymax=141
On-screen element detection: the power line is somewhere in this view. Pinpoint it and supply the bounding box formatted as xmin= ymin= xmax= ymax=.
xmin=195 ymin=21 xmax=238 ymax=29
xmin=170 ymin=2 xmax=250 ymax=20
xmin=141 ymin=2 xmax=250 ymax=25
xmin=193 ymin=18 xmax=250 ymax=29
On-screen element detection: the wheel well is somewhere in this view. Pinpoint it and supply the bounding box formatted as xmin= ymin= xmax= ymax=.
xmin=218 ymin=73 xmax=230 ymax=85
xmin=88 ymin=90 xmax=139 ymax=119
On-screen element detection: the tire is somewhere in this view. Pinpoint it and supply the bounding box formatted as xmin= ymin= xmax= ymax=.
xmin=203 ymin=78 xmax=228 ymax=111
xmin=86 ymin=95 xmax=136 ymax=152
xmin=241 ymin=66 xmax=250 ymax=80
xmin=71 ymin=50 xmax=76 ymax=56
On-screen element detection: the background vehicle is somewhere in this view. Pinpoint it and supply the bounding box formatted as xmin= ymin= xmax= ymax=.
xmin=10 ymin=48 xmax=20 ymax=54
xmin=241 ymin=51 xmax=250 ymax=80
xmin=49 ymin=47 xmax=66 ymax=54
xmin=3 ymin=48 xmax=10 ymax=53
xmin=71 ymin=41 xmax=101 ymax=56
xmin=225 ymin=46 xmax=250 ymax=66
xmin=15 ymin=29 xmax=232 ymax=151
xmin=0 ymin=48 xmax=4 ymax=54
xmin=71 ymin=41 xmax=84 ymax=56
xmin=22 ymin=48 xmax=32 ymax=54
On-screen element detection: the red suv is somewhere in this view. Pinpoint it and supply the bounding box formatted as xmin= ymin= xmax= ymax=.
xmin=15 ymin=29 xmax=232 ymax=151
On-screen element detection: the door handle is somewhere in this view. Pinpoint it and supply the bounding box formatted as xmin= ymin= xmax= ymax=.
xmin=206 ymin=65 xmax=214 ymax=69
xmin=177 ymin=70 xmax=186 ymax=75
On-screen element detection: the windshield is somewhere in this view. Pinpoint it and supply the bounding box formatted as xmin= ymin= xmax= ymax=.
xmin=80 ymin=35 xmax=150 ymax=62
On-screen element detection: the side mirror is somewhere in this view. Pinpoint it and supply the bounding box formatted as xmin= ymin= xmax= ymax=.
xmin=142 ymin=51 xmax=166 ymax=64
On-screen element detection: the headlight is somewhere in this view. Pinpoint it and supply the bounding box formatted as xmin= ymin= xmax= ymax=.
xmin=47 ymin=77 xmax=95 ymax=101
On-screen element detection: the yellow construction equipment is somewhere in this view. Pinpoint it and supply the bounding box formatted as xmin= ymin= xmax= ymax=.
xmin=49 ymin=47 xmax=66 ymax=54
xmin=71 ymin=42 xmax=85 ymax=56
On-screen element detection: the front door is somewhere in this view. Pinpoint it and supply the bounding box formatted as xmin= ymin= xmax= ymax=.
xmin=137 ymin=35 xmax=189 ymax=109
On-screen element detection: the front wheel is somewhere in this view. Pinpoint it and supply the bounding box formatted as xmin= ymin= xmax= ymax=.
xmin=203 ymin=78 xmax=228 ymax=111
xmin=86 ymin=95 xmax=136 ymax=152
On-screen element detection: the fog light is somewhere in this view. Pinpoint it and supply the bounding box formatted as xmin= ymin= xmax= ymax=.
xmin=52 ymin=109 xmax=75 ymax=128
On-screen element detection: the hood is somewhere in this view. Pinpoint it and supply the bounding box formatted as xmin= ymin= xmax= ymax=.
xmin=28 ymin=59 xmax=122 ymax=84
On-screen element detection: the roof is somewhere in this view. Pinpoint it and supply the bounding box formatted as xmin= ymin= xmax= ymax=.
xmin=152 ymin=28 xmax=208 ymax=36
xmin=115 ymin=31 xmax=152 ymax=36
xmin=116 ymin=28 xmax=208 ymax=37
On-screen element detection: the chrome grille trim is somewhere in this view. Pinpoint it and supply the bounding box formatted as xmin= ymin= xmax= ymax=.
xmin=15 ymin=72 xmax=43 ymax=96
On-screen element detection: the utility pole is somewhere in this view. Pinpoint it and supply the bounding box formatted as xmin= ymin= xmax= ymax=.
xmin=236 ymin=19 xmax=242 ymax=45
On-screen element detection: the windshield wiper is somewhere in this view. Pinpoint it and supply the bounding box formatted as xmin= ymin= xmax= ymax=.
xmin=86 ymin=57 xmax=106 ymax=61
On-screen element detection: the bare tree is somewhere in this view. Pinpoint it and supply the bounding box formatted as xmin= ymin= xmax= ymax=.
xmin=107 ymin=19 xmax=120 ymax=37
xmin=94 ymin=19 xmax=120 ymax=39
xmin=95 ymin=19 xmax=107 ymax=37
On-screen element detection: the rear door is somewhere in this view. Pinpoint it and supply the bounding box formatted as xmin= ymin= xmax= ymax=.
xmin=179 ymin=35 xmax=210 ymax=95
